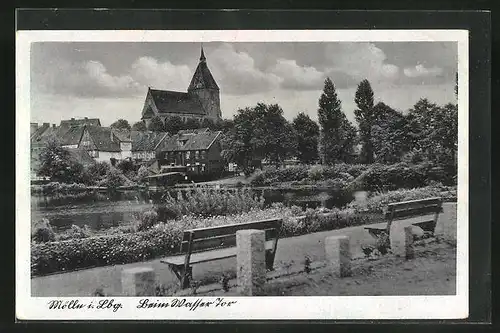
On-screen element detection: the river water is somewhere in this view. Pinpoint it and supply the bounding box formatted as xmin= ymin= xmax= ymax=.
xmin=31 ymin=187 xmax=359 ymax=232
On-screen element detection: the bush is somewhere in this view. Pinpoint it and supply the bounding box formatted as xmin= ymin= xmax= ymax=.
xmin=348 ymin=185 xmax=456 ymax=213
xmin=31 ymin=182 xmax=91 ymax=196
xmin=249 ymin=166 xmax=309 ymax=186
xmin=135 ymin=209 xmax=159 ymax=231
xmin=32 ymin=218 xmax=55 ymax=243
xmin=137 ymin=165 xmax=149 ymax=184
xmin=83 ymin=162 xmax=110 ymax=185
xmin=355 ymin=163 xmax=427 ymax=191
xmin=102 ymin=167 xmax=125 ymax=191
xmin=56 ymin=224 xmax=93 ymax=241
xmin=155 ymin=187 xmax=265 ymax=220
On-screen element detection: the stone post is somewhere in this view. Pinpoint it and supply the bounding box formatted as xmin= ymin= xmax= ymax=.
xmin=121 ymin=267 xmax=156 ymax=296
xmin=325 ymin=235 xmax=351 ymax=277
xmin=404 ymin=226 xmax=415 ymax=260
xmin=236 ymin=229 xmax=266 ymax=296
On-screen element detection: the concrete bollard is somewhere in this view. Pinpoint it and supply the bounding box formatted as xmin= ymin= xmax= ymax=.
xmin=121 ymin=267 xmax=156 ymax=296
xmin=236 ymin=229 xmax=266 ymax=296
xmin=325 ymin=235 xmax=351 ymax=277
xmin=404 ymin=226 xmax=415 ymax=260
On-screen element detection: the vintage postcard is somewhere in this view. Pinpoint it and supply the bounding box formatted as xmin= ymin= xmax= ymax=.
xmin=16 ymin=29 xmax=468 ymax=320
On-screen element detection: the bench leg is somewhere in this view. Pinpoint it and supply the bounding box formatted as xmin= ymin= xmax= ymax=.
xmin=265 ymin=250 xmax=276 ymax=271
xmin=180 ymin=266 xmax=193 ymax=289
xmin=168 ymin=265 xmax=192 ymax=289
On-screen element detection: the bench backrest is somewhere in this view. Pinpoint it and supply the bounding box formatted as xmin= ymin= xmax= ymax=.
xmin=179 ymin=218 xmax=283 ymax=254
xmin=384 ymin=197 xmax=443 ymax=220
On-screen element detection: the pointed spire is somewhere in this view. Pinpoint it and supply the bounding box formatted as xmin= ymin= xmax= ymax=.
xmin=200 ymin=45 xmax=206 ymax=62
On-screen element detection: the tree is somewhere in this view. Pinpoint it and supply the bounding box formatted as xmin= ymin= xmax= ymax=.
xmin=292 ymin=112 xmax=319 ymax=164
xmin=110 ymin=119 xmax=131 ymax=131
xmin=221 ymin=103 xmax=297 ymax=175
xmin=200 ymin=118 xmax=215 ymax=129
xmin=354 ymin=79 xmax=376 ymax=163
xmin=38 ymin=137 xmax=84 ymax=183
xmin=164 ymin=115 xmax=184 ymax=134
xmin=137 ymin=165 xmax=149 ymax=184
xmin=214 ymin=119 xmax=234 ymax=133
xmin=148 ymin=116 xmax=165 ymax=132
xmin=184 ymin=118 xmax=200 ymax=130
xmin=132 ymin=121 xmax=147 ymax=131
xmin=406 ymin=98 xmax=439 ymax=152
xmin=370 ymin=102 xmax=409 ymax=163
xmin=405 ymin=99 xmax=457 ymax=167
xmin=317 ymin=78 xmax=357 ymax=164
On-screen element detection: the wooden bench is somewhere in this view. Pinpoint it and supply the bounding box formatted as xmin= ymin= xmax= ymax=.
xmin=161 ymin=218 xmax=283 ymax=289
xmin=365 ymin=197 xmax=443 ymax=241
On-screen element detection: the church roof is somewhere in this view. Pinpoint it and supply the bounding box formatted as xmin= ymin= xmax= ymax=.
xmin=149 ymin=89 xmax=206 ymax=115
xmin=187 ymin=48 xmax=219 ymax=91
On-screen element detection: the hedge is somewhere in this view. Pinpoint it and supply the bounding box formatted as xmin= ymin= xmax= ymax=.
xmin=31 ymin=205 xmax=373 ymax=276
xmin=31 ymin=185 xmax=456 ymax=276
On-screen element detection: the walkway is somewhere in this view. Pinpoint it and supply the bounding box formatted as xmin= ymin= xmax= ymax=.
xmin=31 ymin=203 xmax=456 ymax=296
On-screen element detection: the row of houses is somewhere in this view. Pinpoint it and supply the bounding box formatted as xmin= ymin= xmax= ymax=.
xmin=30 ymin=118 xmax=224 ymax=179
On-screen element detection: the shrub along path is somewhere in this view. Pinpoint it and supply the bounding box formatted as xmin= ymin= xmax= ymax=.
xmin=31 ymin=203 xmax=456 ymax=297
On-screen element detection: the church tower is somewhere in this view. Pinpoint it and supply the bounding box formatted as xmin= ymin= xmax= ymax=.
xmin=187 ymin=47 xmax=222 ymax=120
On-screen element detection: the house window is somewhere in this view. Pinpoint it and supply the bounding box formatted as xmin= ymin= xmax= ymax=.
xmin=200 ymin=150 xmax=207 ymax=160
xmin=195 ymin=150 xmax=200 ymax=160
xmin=186 ymin=151 xmax=191 ymax=160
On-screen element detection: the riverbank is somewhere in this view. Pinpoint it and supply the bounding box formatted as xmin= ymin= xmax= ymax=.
xmin=31 ymin=186 xmax=456 ymax=277
xmin=31 ymin=202 xmax=457 ymax=296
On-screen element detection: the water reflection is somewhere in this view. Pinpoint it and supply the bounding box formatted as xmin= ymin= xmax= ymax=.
xmin=32 ymin=187 xmax=358 ymax=231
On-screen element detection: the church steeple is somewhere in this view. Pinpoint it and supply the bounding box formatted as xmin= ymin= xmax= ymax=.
xmin=187 ymin=47 xmax=221 ymax=120
xmin=200 ymin=46 xmax=206 ymax=63
xmin=188 ymin=46 xmax=219 ymax=91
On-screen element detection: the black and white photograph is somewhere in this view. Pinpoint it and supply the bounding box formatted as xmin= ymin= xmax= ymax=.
xmin=16 ymin=29 xmax=469 ymax=320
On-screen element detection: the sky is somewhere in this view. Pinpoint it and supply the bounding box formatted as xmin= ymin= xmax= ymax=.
xmin=30 ymin=41 xmax=457 ymax=127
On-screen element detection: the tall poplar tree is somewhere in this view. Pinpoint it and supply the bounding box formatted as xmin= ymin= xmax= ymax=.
xmin=318 ymin=78 xmax=356 ymax=164
xmin=292 ymin=112 xmax=319 ymax=164
xmin=354 ymin=79 xmax=376 ymax=164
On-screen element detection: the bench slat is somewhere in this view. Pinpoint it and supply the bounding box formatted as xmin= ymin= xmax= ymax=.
xmin=180 ymin=228 xmax=278 ymax=253
xmin=387 ymin=197 xmax=442 ymax=210
xmin=182 ymin=218 xmax=282 ymax=241
xmin=162 ymin=242 xmax=275 ymax=266
xmin=385 ymin=205 xmax=442 ymax=220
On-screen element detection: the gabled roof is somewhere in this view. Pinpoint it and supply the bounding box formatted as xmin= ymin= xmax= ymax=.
xmin=86 ymin=126 xmax=121 ymax=152
xmin=149 ymin=89 xmax=205 ymax=115
xmin=131 ymin=130 xmax=169 ymax=152
xmin=66 ymin=148 xmax=95 ymax=166
xmin=177 ymin=128 xmax=210 ymax=135
xmin=31 ymin=124 xmax=71 ymax=146
xmin=60 ymin=118 xmax=101 ymax=129
xmin=187 ymin=50 xmax=219 ymax=91
xmin=60 ymin=126 xmax=85 ymax=146
xmin=159 ymin=131 xmax=221 ymax=152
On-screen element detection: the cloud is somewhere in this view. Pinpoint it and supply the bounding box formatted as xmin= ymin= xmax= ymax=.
xmin=83 ymin=61 xmax=139 ymax=94
xmin=208 ymin=44 xmax=281 ymax=95
xmin=403 ymin=64 xmax=444 ymax=78
xmin=271 ymin=59 xmax=324 ymax=90
xmin=130 ymin=57 xmax=191 ymax=91
xmin=324 ymin=43 xmax=400 ymax=86
xmin=32 ymin=57 xmax=193 ymax=98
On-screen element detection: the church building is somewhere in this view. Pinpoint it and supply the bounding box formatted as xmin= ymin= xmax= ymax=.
xmin=140 ymin=47 xmax=222 ymax=127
